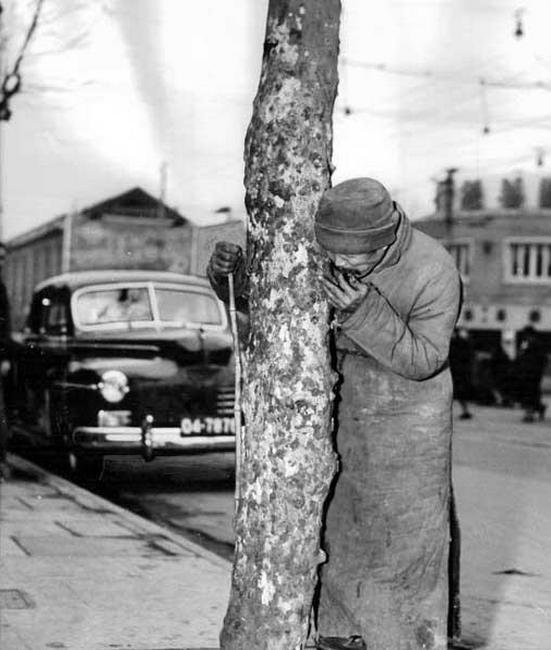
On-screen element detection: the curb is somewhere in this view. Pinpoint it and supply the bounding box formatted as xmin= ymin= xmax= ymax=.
xmin=7 ymin=452 xmax=233 ymax=572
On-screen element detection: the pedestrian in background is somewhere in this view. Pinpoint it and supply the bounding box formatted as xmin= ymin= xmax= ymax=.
xmin=489 ymin=342 xmax=513 ymax=407
xmin=208 ymin=178 xmax=462 ymax=650
xmin=0 ymin=243 xmax=12 ymax=480
xmin=515 ymin=326 xmax=547 ymax=423
xmin=449 ymin=327 xmax=474 ymax=419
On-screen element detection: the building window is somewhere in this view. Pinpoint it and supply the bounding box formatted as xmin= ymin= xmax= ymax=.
xmin=445 ymin=243 xmax=471 ymax=279
xmin=540 ymin=178 xmax=551 ymax=208
xmin=460 ymin=180 xmax=484 ymax=210
xmin=506 ymin=239 xmax=551 ymax=282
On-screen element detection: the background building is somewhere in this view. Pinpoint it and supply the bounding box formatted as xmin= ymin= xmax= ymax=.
xmin=416 ymin=172 xmax=551 ymax=362
xmin=5 ymin=188 xmax=245 ymax=329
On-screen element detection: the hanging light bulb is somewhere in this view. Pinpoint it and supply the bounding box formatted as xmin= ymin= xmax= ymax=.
xmin=479 ymin=79 xmax=491 ymax=134
xmin=514 ymin=8 xmax=525 ymax=39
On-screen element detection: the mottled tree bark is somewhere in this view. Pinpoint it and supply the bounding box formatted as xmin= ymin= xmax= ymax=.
xmin=220 ymin=2 xmax=341 ymax=649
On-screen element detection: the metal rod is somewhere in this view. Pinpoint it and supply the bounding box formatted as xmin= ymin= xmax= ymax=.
xmin=227 ymin=273 xmax=242 ymax=513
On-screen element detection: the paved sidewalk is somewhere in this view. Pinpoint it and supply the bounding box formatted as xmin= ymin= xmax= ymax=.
xmin=0 ymin=454 xmax=231 ymax=650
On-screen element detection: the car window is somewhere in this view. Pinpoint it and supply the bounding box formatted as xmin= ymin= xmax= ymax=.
xmin=76 ymin=287 xmax=153 ymax=327
xmin=30 ymin=289 xmax=68 ymax=336
xmin=43 ymin=293 xmax=69 ymax=335
xmin=155 ymin=288 xmax=221 ymax=326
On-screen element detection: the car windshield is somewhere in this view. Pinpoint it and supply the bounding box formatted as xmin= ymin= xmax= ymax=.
xmin=156 ymin=288 xmax=221 ymax=326
xmin=74 ymin=284 xmax=222 ymax=329
xmin=76 ymin=287 xmax=153 ymax=327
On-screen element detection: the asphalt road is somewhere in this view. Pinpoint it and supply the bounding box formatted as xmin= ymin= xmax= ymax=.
xmin=449 ymin=403 xmax=551 ymax=648
xmin=93 ymin=452 xmax=237 ymax=561
xmin=11 ymin=401 xmax=551 ymax=648
xmin=13 ymin=403 xmax=551 ymax=563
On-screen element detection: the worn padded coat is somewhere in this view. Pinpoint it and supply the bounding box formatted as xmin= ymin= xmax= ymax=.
xmin=207 ymin=213 xmax=461 ymax=649
xmin=317 ymin=214 xmax=461 ymax=649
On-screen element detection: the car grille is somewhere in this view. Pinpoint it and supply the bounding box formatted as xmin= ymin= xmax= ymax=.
xmin=132 ymin=384 xmax=235 ymax=426
xmin=216 ymin=386 xmax=235 ymax=416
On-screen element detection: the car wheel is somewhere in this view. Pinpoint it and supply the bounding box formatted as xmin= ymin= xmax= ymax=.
xmin=46 ymin=397 xmax=104 ymax=480
xmin=41 ymin=389 xmax=70 ymax=440
xmin=66 ymin=451 xmax=105 ymax=479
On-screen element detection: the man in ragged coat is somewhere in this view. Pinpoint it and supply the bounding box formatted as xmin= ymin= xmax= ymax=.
xmin=208 ymin=178 xmax=462 ymax=650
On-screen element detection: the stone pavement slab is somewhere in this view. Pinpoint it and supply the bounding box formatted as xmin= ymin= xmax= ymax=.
xmin=0 ymin=454 xmax=231 ymax=650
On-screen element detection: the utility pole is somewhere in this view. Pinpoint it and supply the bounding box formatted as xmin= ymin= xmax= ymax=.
xmin=61 ymin=212 xmax=74 ymax=273
xmin=443 ymin=167 xmax=458 ymax=230
xmin=158 ymin=161 xmax=167 ymax=219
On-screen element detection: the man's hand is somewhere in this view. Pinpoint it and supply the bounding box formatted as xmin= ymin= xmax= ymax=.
xmin=209 ymin=242 xmax=243 ymax=276
xmin=320 ymin=268 xmax=369 ymax=312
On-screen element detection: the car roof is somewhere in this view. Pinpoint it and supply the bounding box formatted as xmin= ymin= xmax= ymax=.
xmin=34 ymin=270 xmax=213 ymax=293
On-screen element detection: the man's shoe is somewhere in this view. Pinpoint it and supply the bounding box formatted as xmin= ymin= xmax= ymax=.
xmin=458 ymin=412 xmax=472 ymax=420
xmin=317 ymin=635 xmax=367 ymax=650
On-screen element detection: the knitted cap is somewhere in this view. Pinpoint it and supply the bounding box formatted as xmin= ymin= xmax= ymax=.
xmin=315 ymin=178 xmax=398 ymax=254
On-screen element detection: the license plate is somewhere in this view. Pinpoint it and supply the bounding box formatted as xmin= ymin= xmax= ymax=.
xmin=180 ymin=416 xmax=235 ymax=436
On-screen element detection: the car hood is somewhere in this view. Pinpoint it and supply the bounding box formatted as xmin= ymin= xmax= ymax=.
xmin=68 ymin=327 xmax=234 ymax=376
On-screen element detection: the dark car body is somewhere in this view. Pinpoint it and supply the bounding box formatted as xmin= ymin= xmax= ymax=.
xmin=10 ymin=270 xmax=236 ymax=469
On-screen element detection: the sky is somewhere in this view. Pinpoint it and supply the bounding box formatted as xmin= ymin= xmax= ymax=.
xmin=2 ymin=0 xmax=551 ymax=239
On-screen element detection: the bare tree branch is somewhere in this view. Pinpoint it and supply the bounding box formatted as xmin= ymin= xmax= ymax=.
xmin=0 ymin=0 xmax=46 ymax=121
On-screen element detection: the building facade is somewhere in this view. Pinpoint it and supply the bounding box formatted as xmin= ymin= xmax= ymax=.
xmin=5 ymin=188 xmax=245 ymax=329
xmin=416 ymin=208 xmax=551 ymax=359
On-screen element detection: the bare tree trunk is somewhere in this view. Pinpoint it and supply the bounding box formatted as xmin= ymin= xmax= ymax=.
xmin=220 ymin=2 xmax=341 ymax=649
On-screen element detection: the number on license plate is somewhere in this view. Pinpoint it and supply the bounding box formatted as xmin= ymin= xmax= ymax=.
xmin=180 ymin=416 xmax=235 ymax=436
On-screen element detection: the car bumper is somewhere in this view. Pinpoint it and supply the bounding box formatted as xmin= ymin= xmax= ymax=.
xmin=72 ymin=426 xmax=236 ymax=456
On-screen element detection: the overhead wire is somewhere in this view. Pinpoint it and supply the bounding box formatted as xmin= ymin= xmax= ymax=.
xmin=341 ymin=57 xmax=551 ymax=92
xmin=338 ymin=48 xmax=551 ymax=143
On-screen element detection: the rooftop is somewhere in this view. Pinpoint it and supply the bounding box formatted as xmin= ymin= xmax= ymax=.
xmin=35 ymin=269 xmax=212 ymax=292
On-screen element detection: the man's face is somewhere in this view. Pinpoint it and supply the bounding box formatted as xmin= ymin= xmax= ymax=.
xmin=326 ymin=246 xmax=389 ymax=278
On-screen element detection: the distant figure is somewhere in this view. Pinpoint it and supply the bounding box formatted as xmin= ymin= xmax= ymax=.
xmin=515 ymin=326 xmax=547 ymax=422
xmin=0 ymin=243 xmax=12 ymax=480
xmin=489 ymin=342 xmax=513 ymax=407
xmin=449 ymin=328 xmax=474 ymax=419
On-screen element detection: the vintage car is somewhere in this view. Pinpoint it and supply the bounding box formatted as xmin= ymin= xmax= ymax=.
xmin=10 ymin=270 xmax=236 ymax=474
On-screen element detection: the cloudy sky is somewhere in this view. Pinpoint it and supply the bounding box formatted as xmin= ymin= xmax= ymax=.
xmin=2 ymin=0 xmax=551 ymax=239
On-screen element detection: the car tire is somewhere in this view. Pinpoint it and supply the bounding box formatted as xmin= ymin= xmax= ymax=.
xmin=45 ymin=392 xmax=104 ymax=479
xmin=66 ymin=451 xmax=105 ymax=480
xmin=42 ymin=389 xmax=69 ymax=440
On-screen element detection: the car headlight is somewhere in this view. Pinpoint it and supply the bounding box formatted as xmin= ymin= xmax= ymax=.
xmin=98 ymin=370 xmax=129 ymax=403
